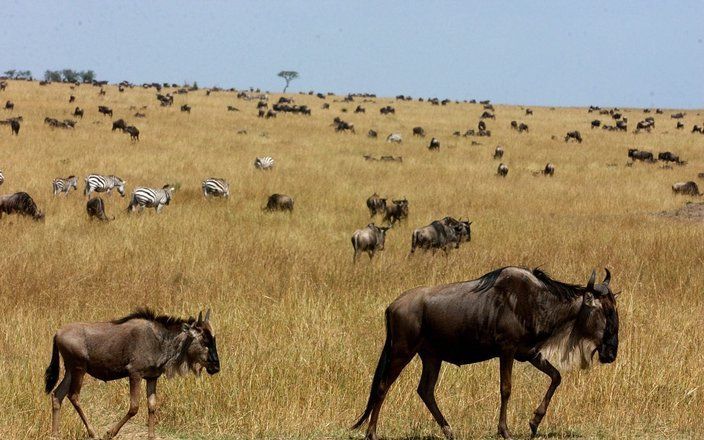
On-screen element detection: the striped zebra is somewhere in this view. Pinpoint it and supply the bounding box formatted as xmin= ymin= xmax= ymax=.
xmin=127 ymin=185 xmax=175 ymax=213
xmin=0 ymin=170 xmax=4 ymax=187
xmin=52 ymin=176 xmax=78 ymax=196
xmin=254 ymin=156 xmax=274 ymax=170
xmin=84 ymin=174 xmax=127 ymax=198
xmin=202 ymin=178 xmax=229 ymax=198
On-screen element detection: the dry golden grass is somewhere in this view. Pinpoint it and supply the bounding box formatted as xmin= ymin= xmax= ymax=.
xmin=0 ymin=80 xmax=702 ymax=439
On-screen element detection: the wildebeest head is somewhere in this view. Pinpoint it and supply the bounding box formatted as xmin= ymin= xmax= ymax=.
xmin=367 ymin=223 xmax=390 ymax=250
xmin=580 ymin=269 xmax=619 ymax=364
xmin=183 ymin=309 xmax=220 ymax=375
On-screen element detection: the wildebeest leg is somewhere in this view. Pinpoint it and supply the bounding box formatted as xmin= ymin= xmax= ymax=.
xmin=104 ymin=375 xmax=140 ymax=439
xmin=498 ymin=353 xmax=514 ymax=439
xmin=146 ymin=378 xmax=158 ymax=440
xmin=50 ymin=369 xmax=72 ymax=438
xmin=417 ymin=355 xmax=454 ymax=439
xmin=365 ymin=353 xmax=414 ymax=440
xmin=528 ymin=356 xmax=561 ymax=437
xmin=67 ymin=369 xmax=96 ymax=438
xmin=367 ymin=251 xmax=374 ymax=261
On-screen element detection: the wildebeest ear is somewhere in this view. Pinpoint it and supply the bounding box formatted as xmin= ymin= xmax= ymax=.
xmin=603 ymin=268 xmax=611 ymax=286
xmin=586 ymin=270 xmax=596 ymax=291
xmin=583 ymin=291 xmax=595 ymax=307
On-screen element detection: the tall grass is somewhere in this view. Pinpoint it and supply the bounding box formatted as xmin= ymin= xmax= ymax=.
xmin=0 ymin=81 xmax=702 ymax=439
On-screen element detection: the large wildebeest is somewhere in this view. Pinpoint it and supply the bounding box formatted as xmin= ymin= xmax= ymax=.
xmin=616 ymin=120 xmax=628 ymax=131
xmin=0 ymin=192 xmax=44 ymax=221
xmin=692 ymin=125 xmax=703 ymax=134
xmin=264 ymin=193 xmax=294 ymax=212
xmin=366 ymin=193 xmax=387 ymax=217
xmin=86 ymin=197 xmax=112 ymax=221
xmin=4 ymin=100 xmax=14 ymax=110
xmin=73 ymin=107 xmax=84 ymax=118
xmin=480 ymin=111 xmax=495 ymax=119
xmin=10 ymin=118 xmax=20 ymax=135
xmin=497 ymin=163 xmax=509 ymax=177
xmin=45 ymin=308 xmax=220 ymax=440
xmin=658 ymin=152 xmax=680 ymax=163
xmin=383 ymin=198 xmax=408 ymax=225
xmin=671 ymin=112 xmax=685 ymax=119
xmin=98 ymin=105 xmax=113 ymax=117
xmin=518 ymin=122 xmax=529 ymax=133
xmin=564 ymin=130 xmax=582 ymax=143
xmin=676 ymin=121 xmax=684 ymax=129
xmin=494 ymin=146 xmax=504 ymax=159
xmin=413 ymin=126 xmax=426 ymax=137
xmin=591 ymin=119 xmax=601 ymax=129
xmin=628 ymin=148 xmax=654 ymax=162
xmin=672 ymin=181 xmax=700 ymax=196
xmin=112 ymin=119 xmax=127 ymax=132
xmin=428 ymin=137 xmax=440 ymax=151
xmin=124 ymin=125 xmax=140 ymax=141
xmin=352 ymin=267 xmax=619 ymax=440
xmin=368 ymin=129 xmax=378 ymax=138
xmin=410 ymin=220 xmax=461 ymax=254
xmin=478 ymin=120 xmax=487 ymax=131
xmin=379 ymin=106 xmax=395 ymax=115
xmin=510 ymin=120 xmax=518 ymax=130
xmin=333 ymin=117 xmax=355 ymax=133
xmin=351 ymin=223 xmax=390 ymax=262
xmin=386 ymin=133 xmax=402 ymax=143
xmin=543 ymin=163 xmax=555 ymax=176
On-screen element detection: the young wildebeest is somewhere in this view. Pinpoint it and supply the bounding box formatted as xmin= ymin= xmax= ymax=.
xmin=265 ymin=193 xmax=294 ymax=212
xmin=672 ymin=181 xmax=700 ymax=196
xmin=45 ymin=308 xmax=220 ymax=440
xmin=497 ymin=163 xmax=509 ymax=177
xmin=383 ymin=198 xmax=409 ymax=225
xmin=366 ymin=193 xmax=387 ymax=217
xmin=202 ymin=178 xmax=230 ymax=198
xmin=0 ymin=192 xmax=44 ymax=221
xmin=352 ymin=267 xmax=619 ymax=440
xmin=351 ymin=223 xmax=390 ymax=262
xmin=52 ymin=176 xmax=78 ymax=196
xmin=86 ymin=197 xmax=112 ymax=221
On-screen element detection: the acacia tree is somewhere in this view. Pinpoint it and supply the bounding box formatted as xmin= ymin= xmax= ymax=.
xmin=277 ymin=70 xmax=299 ymax=93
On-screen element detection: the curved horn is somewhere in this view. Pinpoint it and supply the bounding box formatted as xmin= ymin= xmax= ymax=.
xmin=586 ymin=270 xmax=596 ymax=291
xmin=603 ymin=268 xmax=611 ymax=286
xmin=205 ymin=308 xmax=211 ymax=322
xmin=196 ymin=311 xmax=203 ymax=324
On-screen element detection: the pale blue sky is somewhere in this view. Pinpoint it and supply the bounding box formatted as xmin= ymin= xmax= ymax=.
xmin=2 ymin=1 xmax=702 ymax=108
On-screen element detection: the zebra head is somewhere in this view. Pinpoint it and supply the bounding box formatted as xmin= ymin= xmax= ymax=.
xmin=68 ymin=175 xmax=78 ymax=190
xmin=112 ymin=176 xmax=127 ymax=197
xmin=162 ymin=184 xmax=175 ymax=205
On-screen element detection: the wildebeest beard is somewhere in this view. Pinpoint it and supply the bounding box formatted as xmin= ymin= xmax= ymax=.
xmin=161 ymin=331 xmax=201 ymax=378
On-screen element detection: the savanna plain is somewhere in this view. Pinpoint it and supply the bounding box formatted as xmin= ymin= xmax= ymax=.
xmin=0 ymin=80 xmax=702 ymax=439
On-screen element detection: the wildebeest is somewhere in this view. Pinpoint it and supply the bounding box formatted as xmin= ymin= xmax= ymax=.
xmin=543 ymin=163 xmax=555 ymax=176
xmin=428 ymin=137 xmax=440 ymax=151
xmin=264 ymin=193 xmax=294 ymax=212
xmin=386 ymin=133 xmax=402 ymax=143
xmin=73 ymin=107 xmax=84 ymax=118
xmin=413 ymin=126 xmax=426 ymax=137
xmin=478 ymin=120 xmax=487 ymax=131
xmin=591 ymin=119 xmax=601 ymax=129
xmin=86 ymin=197 xmax=113 ymax=221
xmin=0 ymin=192 xmax=44 ymax=221
xmin=10 ymin=118 xmax=20 ymax=135
xmin=69 ymin=95 xmax=75 ymax=103
xmin=98 ymin=106 xmax=113 ymax=117
xmin=671 ymin=112 xmax=685 ymax=119
xmin=628 ymin=148 xmax=654 ymax=162
xmin=379 ymin=106 xmax=395 ymax=115
xmin=497 ymin=163 xmax=509 ymax=177
xmin=4 ymin=100 xmax=14 ymax=110
xmin=367 ymin=129 xmax=378 ymax=138
xmin=124 ymin=125 xmax=140 ymax=141
xmin=227 ymin=105 xmax=239 ymax=112
xmin=676 ymin=121 xmax=684 ymax=129
xmin=379 ymin=156 xmax=403 ymax=162
xmin=366 ymin=193 xmax=387 ymax=217
xmin=494 ymin=146 xmax=504 ymax=159
xmin=354 ymin=105 xmax=366 ymax=113
xmin=383 ymin=198 xmax=408 ymax=225
xmin=180 ymin=104 xmax=191 ymax=113
xmin=658 ymin=152 xmax=680 ymax=163
xmin=480 ymin=111 xmax=495 ymax=119
xmin=692 ymin=125 xmax=703 ymax=134
xmin=525 ymin=108 xmax=533 ymax=115
xmin=352 ymin=267 xmax=619 ymax=440
xmin=112 ymin=119 xmax=127 ymax=132
xmin=351 ymin=223 xmax=390 ymax=262
xmin=45 ymin=308 xmax=220 ymax=440
xmin=410 ymin=219 xmax=468 ymax=254
xmin=333 ymin=117 xmax=354 ymax=132
xmin=564 ymin=131 xmax=582 ymax=143
xmin=672 ymin=181 xmax=700 ymax=196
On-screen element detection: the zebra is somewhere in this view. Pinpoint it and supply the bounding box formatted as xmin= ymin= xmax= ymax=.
xmin=127 ymin=185 xmax=175 ymax=213
xmin=202 ymin=178 xmax=229 ymax=198
xmin=0 ymin=170 xmax=4 ymax=187
xmin=84 ymin=174 xmax=127 ymax=198
xmin=52 ymin=176 xmax=78 ymax=196
xmin=254 ymin=156 xmax=274 ymax=170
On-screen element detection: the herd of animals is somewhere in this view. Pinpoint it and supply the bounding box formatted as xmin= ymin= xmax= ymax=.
xmin=0 ymin=78 xmax=695 ymax=439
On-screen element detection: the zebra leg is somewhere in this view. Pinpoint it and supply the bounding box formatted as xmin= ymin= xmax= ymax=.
xmin=156 ymin=204 xmax=163 ymax=214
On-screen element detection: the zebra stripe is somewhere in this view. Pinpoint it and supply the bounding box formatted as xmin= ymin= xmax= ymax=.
xmin=254 ymin=156 xmax=274 ymax=170
xmin=53 ymin=176 xmax=78 ymax=196
xmin=128 ymin=185 xmax=174 ymax=213
xmin=84 ymin=174 xmax=126 ymax=198
xmin=202 ymin=178 xmax=229 ymax=198
xmin=0 ymin=170 xmax=4 ymax=186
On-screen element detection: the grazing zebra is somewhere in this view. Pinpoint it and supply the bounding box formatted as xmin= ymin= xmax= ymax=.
xmin=254 ymin=156 xmax=274 ymax=170
xmin=127 ymin=185 xmax=175 ymax=213
xmin=84 ymin=174 xmax=127 ymax=198
xmin=52 ymin=176 xmax=78 ymax=196
xmin=0 ymin=169 xmax=4 ymax=187
xmin=202 ymin=178 xmax=229 ymax=198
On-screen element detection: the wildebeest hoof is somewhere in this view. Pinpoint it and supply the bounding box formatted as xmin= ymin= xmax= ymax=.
xmin=529 ymin=420 xmax=539 ymax=437
xmin=102 ymin=432 xmax=114 ymax=440
xmin=442 ymin=425 xmax=455 ymax=439
xmin=498 ymin=427 xmax=513 ymax=439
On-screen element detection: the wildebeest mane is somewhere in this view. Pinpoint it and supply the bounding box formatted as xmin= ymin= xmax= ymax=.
xmin=473 ymin=266 xmax=510 ymax=293
xmin=112 ymin=307 xmax=195 ymax=327
xmin=532 ymin=268 xmax=586 ymax=300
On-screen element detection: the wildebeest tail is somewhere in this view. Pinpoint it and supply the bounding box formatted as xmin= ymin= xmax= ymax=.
xmin=351 ymin=309 xmax=392 ymax=429
xmin=44 ymin=335 xmax=60 ymax=394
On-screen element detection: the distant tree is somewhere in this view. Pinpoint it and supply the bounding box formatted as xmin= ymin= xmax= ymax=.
xmin=44 ymin=70 xmax=62 ymax=82
xmin=78 ymin=70 xmax=95 ymax=83
xmin=61 ymin=69 xmax=79 ymax=83
xmin=277 ymin=70 xmax=299 ymax=93
xmin=17 ymin=70 xmax=32 ymax=80
xmin=4 ymin=69 xmax=16 ymax=79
